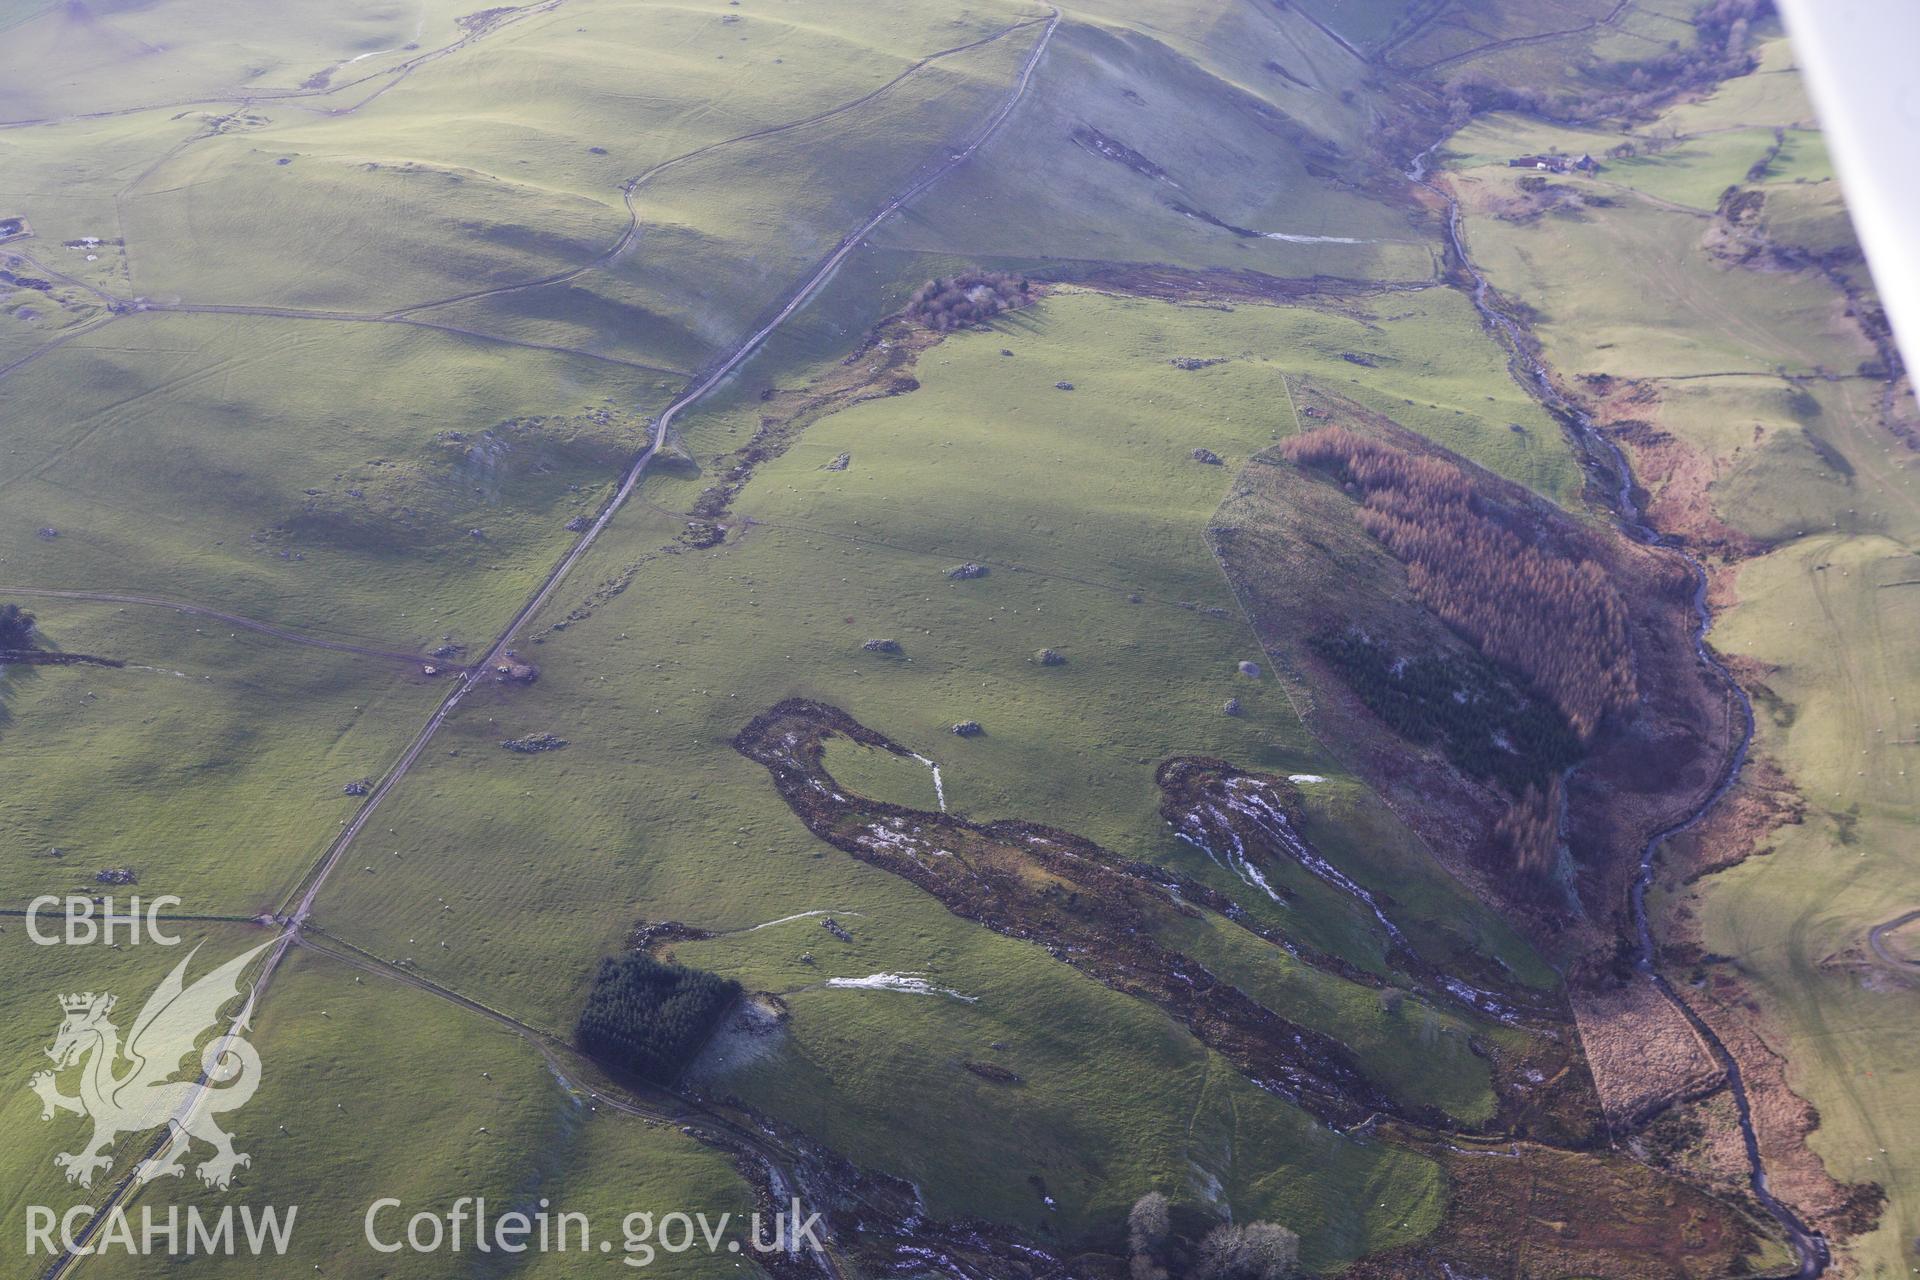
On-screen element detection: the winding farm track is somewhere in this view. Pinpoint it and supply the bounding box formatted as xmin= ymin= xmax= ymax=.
xmin=292 ymin=931 xmax=854 ymax=1278
xmin=0 ymin=0 xmax=567 ymax=130
xmin=0 ymin=11 xmax=1050 ymax=390
xmin=1245 ymin=0 xmax=1366 ymax=62
xmin=142 ymin=301 xmax=692 ymax=375
xmin=273 ymin=0 xmax=1058 ymax=939
xmin=0 ymin=316 xmax=116 ymax=382
xmin=40 ymin=11 xmax=1060 ymax=1275
xmin=1400 ymin=0 xmax=1636 ymax=72
xmin=1868 ymin=909 xmax=1920 ymax=971
xmin=389 ymin=12 xmax=1055 ymax=320
xmin=0 ymin=586 xmax=430 ymax=664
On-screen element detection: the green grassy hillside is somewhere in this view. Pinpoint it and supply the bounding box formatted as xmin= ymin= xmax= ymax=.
xmin=0 ymin=0 xmax=1884 ymax=1274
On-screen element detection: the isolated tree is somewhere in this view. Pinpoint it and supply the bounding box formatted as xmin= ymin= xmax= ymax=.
xmin=0 ymin=603 xmax=35 ymax=648
xmin=1129 ymin=1193 xmax=1172 ymax=1253
xmin=1128 ymin=1192 xmax=1173 ymax=1280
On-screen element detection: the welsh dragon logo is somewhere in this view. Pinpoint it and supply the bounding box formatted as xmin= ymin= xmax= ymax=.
xmin=29 ymin=942 xmax=271 ymax=1190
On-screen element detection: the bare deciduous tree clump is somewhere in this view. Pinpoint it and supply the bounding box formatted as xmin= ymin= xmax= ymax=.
xmin=1125 ymin=1194 xmax=1300 ymax=1280
xmin=1195 ymin=1222 xmax=1301 ymax=1280
xmin=1129 ymin=1192 xmax=1173 ymax=1280
xmin=1129 ymin=1192 xmax=1172 ymax=1255
xmin=905 ymin=271 xmax=1032 ymax=331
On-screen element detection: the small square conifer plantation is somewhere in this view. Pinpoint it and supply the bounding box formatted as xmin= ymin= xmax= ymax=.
xmin=575 ymin=953 xmax=742 ymax=1084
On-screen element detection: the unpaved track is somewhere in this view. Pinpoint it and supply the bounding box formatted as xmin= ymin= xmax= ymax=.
xmin=0 ymin=586 xmax=429 ymax=664
xmin=0 ymin=0 xmax=566 ymax=130
xmin=2 ymin=15 xmax=1049 ymax=390
xmin=1868 ymin=909 xmax=1920 ymax=971
xmin=390 ymin=12 xmax=1055 ymax=320
xmin=276 ymin=3 xmax=1058 ymax=937
xmin=293 ymin=931 xmax=852 ymax=1278
xmin=1403 ymin=0 xmax=1634 ymax=72
xmin=143 ymin=301 xmax=691 ymax=375
xmin=0 ymin=315 xmax=117 ymax=383
xmin=43 ymin=14 xmax=1059 ymax=1275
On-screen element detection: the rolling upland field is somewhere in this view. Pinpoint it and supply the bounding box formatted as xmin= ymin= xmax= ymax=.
xmin=1447 ymin=33 xmax=1918 ymax=1277
xmin=2 ymin=0 xmax=1912 ymax=1277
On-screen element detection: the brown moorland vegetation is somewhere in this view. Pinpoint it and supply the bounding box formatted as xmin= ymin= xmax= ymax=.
xmin=1345 ymin=1126 xmax=1777 ymax=1279
xmin=735 ymin=701 xmax=1782 ymax=1274
xmin=734 ymin=699 xmax=1594 ymax=1136
xmin=1215 ymin=385 xmax=1727 ymax=935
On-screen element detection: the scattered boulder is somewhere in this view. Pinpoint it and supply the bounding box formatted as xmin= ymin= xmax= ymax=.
xmin=36 ymin=527 xmax=58 ymax=540
xmin=1170 ymin=356 xmax=1226 ymax=371
xmin=430 ymin=641 xmax=466 ymax=660
xmin=947 ymin=562 xmax=989 ymax=580
xmin=501 ymin=733 xmax=568 ymax=753
xmin=1054 ymin=381 xmax=1075 ymax=391
xmin=1340 ymin=351 xmax=1377 ymax=368
xmin=1223 ymin=697 xmax=1243 ymax=717
xmin=492 ymin=653 xmax=539 ymax=684
xmin=962 ymin=1061 xmax=1024 ymax=1085
xmin=631 ymin=920 xmax=714 ymax=952
xmin=94 ymin=867 xmax=137 ymax=885
xmin=343 ymin=779 xmax=372 ymax=797
xmin=862 ymin=638 xmax=903 ymax=654
xmin=821 ymin=917 xmax=854 ymax=943
xmin=1191 ymin=447 xmax=1223 ymax=465
xmin=565 ymin=515 xmax=591 ymax=532
xmin=1034 ymin=648 xmax=1067 ymax=666
xmin=1237 ymin=660 xmax=1262 ymax=678
xmin=822 ymin=452 xmax=851 ymax=471
xmin=1000 ymin=348 xmax=1015 ymax=357
xmin=951 ymin=720 xmax=984 ymax=737
xmin=1127 ymin=593 xmax=1143 ymax=604
xmin=680 ymin=519 xmax=725 ymax=548
xmin=467 ymin=528 xmax=486 ymax=539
